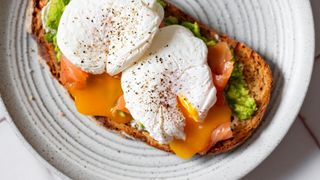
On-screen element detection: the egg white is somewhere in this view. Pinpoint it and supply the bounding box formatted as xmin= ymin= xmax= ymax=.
xmin=57 ymin=0 xmax=164 ymax=75
xmin=121 ymin=25 xmax=217 ymax=144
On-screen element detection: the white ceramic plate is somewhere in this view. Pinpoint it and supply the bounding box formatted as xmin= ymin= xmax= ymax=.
xmin=0 ymin=0 xmax=314 ymax=179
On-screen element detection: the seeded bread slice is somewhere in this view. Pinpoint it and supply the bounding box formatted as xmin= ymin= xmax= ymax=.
xmin=28 ymin=0 xmax=272 ymax=155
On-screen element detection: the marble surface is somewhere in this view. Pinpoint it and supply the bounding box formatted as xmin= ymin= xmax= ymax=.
xmin=0 ymin=0 xmax=319 ymax=179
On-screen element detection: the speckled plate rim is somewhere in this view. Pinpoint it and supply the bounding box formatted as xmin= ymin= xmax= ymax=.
xmin=0 ymin=0 xmax=315 ymax=179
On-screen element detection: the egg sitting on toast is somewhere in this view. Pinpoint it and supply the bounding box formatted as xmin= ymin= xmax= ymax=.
xmin=57 ymin=0 xmax=164 ymax=75
xmin=122 ymin=25 xmax=217 ymax=144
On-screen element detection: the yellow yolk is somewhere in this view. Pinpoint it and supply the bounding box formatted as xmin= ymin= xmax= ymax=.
xmin=67 ymin=75 xmax=231 ymax=159
xmin=68 ymin=74 xmax=132 ymax=124
xmin=170 ymin=98 xmax=232 ymax=159
xmin=177 ymin=95 xmax=200 ymax=122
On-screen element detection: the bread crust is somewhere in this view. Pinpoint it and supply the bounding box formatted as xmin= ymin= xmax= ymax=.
xmin=29 ymin=0 xmax=272 ymax=155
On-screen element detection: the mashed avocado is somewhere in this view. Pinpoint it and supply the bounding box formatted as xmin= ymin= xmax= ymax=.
xmin=156 ymin=0 xmax=167 ymax=8
xmin=164 ymin=16 xmax=179 ymax=25
xmin=43 ymin=0 xmax=70 ymax=61
xmin=225 ymin=63 xmax=257 ymax=120
xmin=164 ymin=16 xmax=216 ymax=46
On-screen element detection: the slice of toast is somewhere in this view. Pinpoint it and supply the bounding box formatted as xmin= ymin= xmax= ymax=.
xmin=29 ymin=0 xmax=272 ymax=154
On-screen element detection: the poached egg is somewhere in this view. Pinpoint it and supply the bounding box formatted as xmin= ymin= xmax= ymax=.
xmin=121 ymin=25 xmax=217 ymax=144
xmin=57 ymin=0 xmax=164 ymax=75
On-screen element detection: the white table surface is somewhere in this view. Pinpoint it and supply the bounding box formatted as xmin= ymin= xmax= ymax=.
xmin=0 ymin=0 xmax=319 ymax=179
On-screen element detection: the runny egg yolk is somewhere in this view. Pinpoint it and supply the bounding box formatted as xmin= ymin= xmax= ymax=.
xmin=170 ymin=97 xmax=232 ymax=159
xmin=177 ymin=95 xmax=200 ymax=122
xmin=67 ymin=75 xmax=231 ymax=159
xmin=68 ymin=73 xmax=132 ymax=124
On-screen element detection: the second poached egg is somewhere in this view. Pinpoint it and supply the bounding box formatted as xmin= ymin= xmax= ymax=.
xmin=121 ymin=25 xmax=217 ymax=144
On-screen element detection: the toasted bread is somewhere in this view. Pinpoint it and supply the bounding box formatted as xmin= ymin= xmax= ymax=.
xmin=29 ymin=0 xmax=272 ymax=154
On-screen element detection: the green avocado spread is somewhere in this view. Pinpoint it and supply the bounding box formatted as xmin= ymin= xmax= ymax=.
xmin=156 ymin=0 xmax=167 ymax=8
xmin=164 ymin=16 xmax=216 ymax=46
xmin=225 ymin=63 xmax=257 ymax=120
xmin=43 ymin=0 xmax=70 ymax=61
